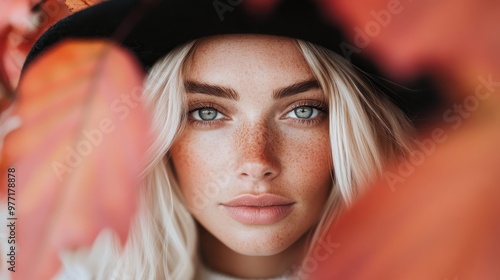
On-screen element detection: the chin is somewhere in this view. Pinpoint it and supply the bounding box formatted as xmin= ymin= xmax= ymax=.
xmin=221 ymin=224 xmax=307 ymax=256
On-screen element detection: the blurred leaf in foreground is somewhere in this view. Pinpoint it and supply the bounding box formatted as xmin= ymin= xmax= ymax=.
xmin=0 ymin=0 xmax=70 ymax=98
xmin=1 ymin=40 xmax=150 ymax=280
xmin=308 ymin=109 xmax=500 ymax=279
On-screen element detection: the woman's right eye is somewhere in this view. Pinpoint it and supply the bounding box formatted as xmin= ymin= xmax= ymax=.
xmin=190 ymin=108 xmax=226 ymax=121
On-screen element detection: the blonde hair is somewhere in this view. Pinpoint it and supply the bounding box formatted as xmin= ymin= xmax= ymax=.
xmin=296 ymin=40 xmax=412 ymax=268
xmin=58 ymin=38 xmax=413 ymax=280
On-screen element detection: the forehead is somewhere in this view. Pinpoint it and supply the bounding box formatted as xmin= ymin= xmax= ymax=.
xmin=185 ymin=34 xmax=315 ymax=84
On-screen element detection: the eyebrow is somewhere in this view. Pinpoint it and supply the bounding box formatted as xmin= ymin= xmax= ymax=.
xmin=272 ymin=79 xmax=321 ymax=99
xmin=184 ymin=79 xmax=321 ymax=101
xmin=185 ymin=81 xmax=239 ymax=100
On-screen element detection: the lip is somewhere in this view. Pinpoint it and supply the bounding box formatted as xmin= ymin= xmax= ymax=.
xmin=221 ymin=194 xmax=295 ymax=225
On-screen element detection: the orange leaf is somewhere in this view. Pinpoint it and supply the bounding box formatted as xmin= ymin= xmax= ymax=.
xmin=2 ymin=40 xmax=150 ymax=280
xmin=65 ymin=0 xmax=102 ymax=13
xmin=321 ymin=0 xmax=500 ymax=90
xmin=0 ymin=0 xmax=70 ymax=99
xmin=0 ymin=0 xmax=31 ymax=104
xmin=308 ymin=119 xmax=500 ymax=279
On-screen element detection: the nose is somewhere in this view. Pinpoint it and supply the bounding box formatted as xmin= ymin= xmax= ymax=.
xmin=234 ymin=122 xmax=281 ymax=181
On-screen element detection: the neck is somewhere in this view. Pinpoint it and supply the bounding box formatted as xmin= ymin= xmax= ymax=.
xmin=198 ymin=224 xmax=308 ymax=279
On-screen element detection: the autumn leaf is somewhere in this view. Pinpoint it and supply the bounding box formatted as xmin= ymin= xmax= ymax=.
xmin=65 ymin=0 xmax=102 ymax=13
xmin=319 ymin=0 xmax=500 ymax=96
xmin=0 ymin=0 xmax=32 ymax=106
xmin=0 ymin=0 xmax=70 ymax=104
xmin=308 ymin=117 xmax=500 ymax=279
xmin=1 ymin=40 xmax=150 ymax=280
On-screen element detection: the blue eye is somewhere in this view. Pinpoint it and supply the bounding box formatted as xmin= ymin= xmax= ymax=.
xmin=191 ymin=108 xmax=226 ymax=121
xmin=286 ymin=106 xmax=320 ymax=119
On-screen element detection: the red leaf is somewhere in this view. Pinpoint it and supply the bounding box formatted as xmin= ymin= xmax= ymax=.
xmin=320 ymin=0 xmax=500 ymax=90
xmin=308 ymin=120 xmax=500 ymax=279
xmin=0 ymin=0 xmax=70 ymax=98
xmin=2 ymin=40 xmax=150 ymax=280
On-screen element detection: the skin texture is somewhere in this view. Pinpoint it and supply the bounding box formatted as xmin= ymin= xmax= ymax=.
xmin=170 ymin=34 xmax=333 ymax=278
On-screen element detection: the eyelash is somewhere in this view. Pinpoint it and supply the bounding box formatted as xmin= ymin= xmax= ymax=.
xmin=187 ymin=100 xmax=328 ymax=128
xmin=187 ymin=102 xmax=227 ymax=128
xmin=284 ymin=100 xmax=328 ymax=126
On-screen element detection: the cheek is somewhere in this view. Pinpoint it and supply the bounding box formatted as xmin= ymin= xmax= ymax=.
xmin=286 ymin=134 xmax=331 ymax=178
xmin=282 ymin=125 xmax=332 ymax=210
xmin=169 ymin=132 xmax=228 ymax=210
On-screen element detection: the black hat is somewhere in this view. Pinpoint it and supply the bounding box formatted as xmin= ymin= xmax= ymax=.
xmin=25 ymin=0 xmax=357 ymax=69
xmin=24 ymin=0 xmax=441 ymax=122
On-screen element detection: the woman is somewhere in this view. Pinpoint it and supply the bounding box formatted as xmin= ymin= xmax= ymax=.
xmin=53 ymin=35 xmax=412 ymax=279
xmin=24 ymin=1 xmax=414 ymax=279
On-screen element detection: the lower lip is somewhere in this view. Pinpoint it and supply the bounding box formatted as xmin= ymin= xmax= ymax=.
xmin=222 ymin=204 xmax=294 ymax=225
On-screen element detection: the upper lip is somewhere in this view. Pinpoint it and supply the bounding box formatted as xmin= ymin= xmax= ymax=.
xmin=222 ymin=194 xmax=295 ymax=207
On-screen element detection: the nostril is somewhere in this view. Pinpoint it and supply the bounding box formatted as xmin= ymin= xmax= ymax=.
xmin=237 ymin=162 xmax=280 ymax=181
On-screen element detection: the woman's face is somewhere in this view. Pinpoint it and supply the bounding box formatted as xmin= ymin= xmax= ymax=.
xmin=170 ymin=35 xmax=332 ymax=256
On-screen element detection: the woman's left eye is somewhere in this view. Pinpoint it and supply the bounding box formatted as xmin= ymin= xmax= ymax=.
xmin=190 ymin=108 xmax=226 ymax=121
xmin=285 ymin=106 xmax=320 ymax=119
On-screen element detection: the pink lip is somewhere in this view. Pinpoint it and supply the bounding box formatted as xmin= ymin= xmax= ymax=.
xmin=221 ymin=194 xmax=295 ymax=225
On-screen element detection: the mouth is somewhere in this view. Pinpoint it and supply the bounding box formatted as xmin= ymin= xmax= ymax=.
xmin=221 ymin=194 xmax=295 ymax=225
